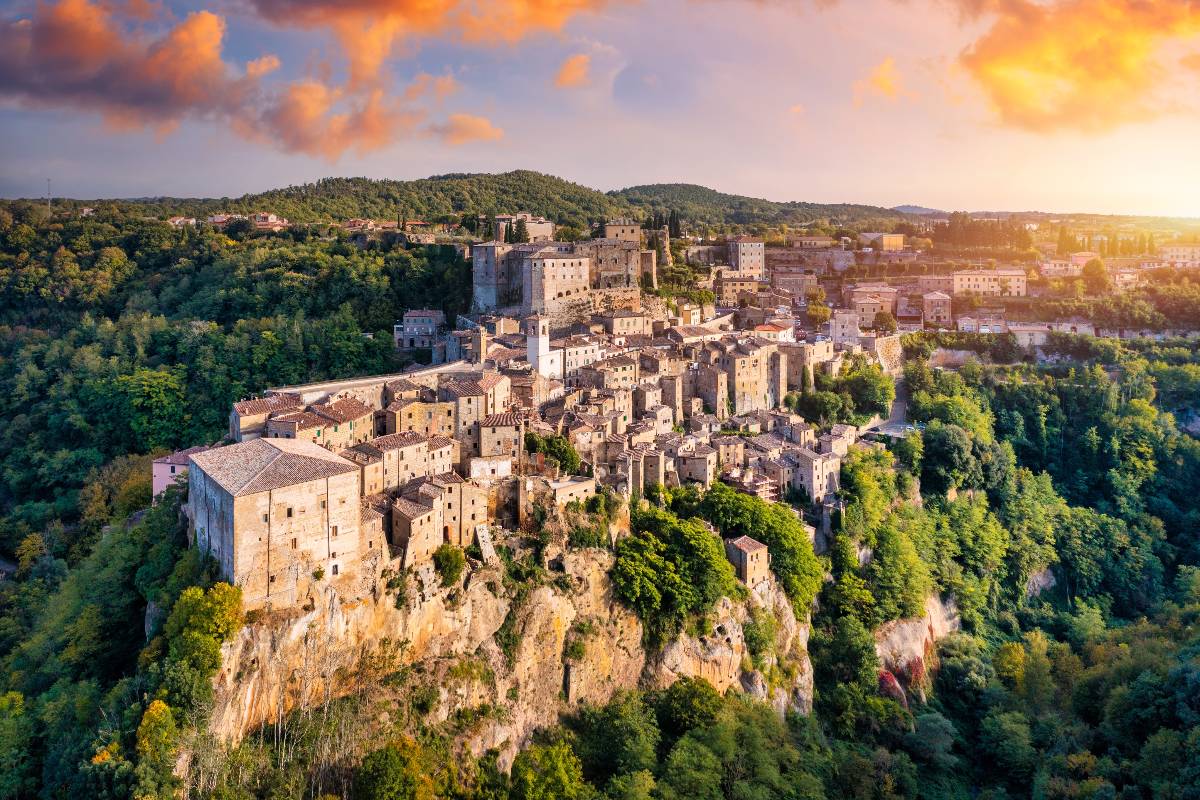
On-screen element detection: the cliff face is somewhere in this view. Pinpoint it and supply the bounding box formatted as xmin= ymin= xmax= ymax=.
xmin=874 ymin=594 xmax=960 ymax=704
xmin=207 ymin=548 xmax=812 ymax=765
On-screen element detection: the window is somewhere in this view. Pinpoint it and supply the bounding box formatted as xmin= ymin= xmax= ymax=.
xmin=270 ymin=575 xmax=276 ymax=583
xmin=262 ymin=513 xmax=268 ymax=523
xmin=332 ymin=564 xmax=339 ymax=576
xmin=291 ymin=538 xmax=297 ymax=549
xmin=286 ymin=507 xmax=293 ymax=518
xmin=320 ymin=499 xmax=327 ymax=509
xmin=170 ymin=465 xmax=176 ymax=474
xmin=331 ymin=552 xmax=337 ymax=558
xmin=331 ymin=526 xmax=338 ymax=537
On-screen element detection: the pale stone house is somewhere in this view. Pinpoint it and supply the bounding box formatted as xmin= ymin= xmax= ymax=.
xmin=188 ymin=438 xmax=363 ymax=611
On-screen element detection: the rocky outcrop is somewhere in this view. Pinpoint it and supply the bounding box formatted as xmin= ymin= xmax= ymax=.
xmin=207 ymin=548 xmax=812 ymax=766
xmin=874 ymin=594 xmax=960 ymax=702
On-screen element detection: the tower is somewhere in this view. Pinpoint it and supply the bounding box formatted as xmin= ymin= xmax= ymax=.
xmin=524 ymin=315 xmax=562 ymax=379
xmin=472 ymin=326 xmax=489 ymax=365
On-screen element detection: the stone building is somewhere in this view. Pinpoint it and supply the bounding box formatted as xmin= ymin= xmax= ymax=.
xmin=725 ymin=535 xmax=770 ymax=586
xmin=188 ymin=438 xmax=366 ymax=611
xmin=522 ymin=247 xmax=591 ymax=314
xmin=951 ymin=268 xmax=1027 ymax=297
xmin=728 ymin=236 xmax=766 ymax=279
xmin=922 ymin=291 xmax=952 ymax=326
xmin=230 ymin=393 xmax=303 ymax=442
xmin=153 ymin=445 xmax=213 ymax=498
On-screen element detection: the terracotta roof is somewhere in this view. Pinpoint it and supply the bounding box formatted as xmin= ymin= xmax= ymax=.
xmin=427 ymin=435 xmax=455 ymax=450
xmin=480 ymin=412 xmax=521 ymax=428
xmin=232 ymin=392 xmax=302 ymax=417
xmin=190 ymin=439 xmax=357 ymax=497
xmin=440 ymin=380 xmax=486 ymax=398
xmin=477 ymin=373 xmax=506 ymax=390
xmin=268 ymin=411 xmax=326 ymax=430
xmin=386 ymin=378 xmax=424 ymax=393
xmin=393 ymin=497 xmax=434 ymax=519
xmin=370 ymin=431 xmax=426 ymax=451
xmin=727 ymin=534 xmax=768 ymax=553
xmin=312 ymin=396 xmax=374 ymax=424
xmin=154 ymin=444 xmax=214 ymax=465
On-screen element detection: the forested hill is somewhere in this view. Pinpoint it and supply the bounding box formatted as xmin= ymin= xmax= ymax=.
xmin=49 ymin=170 xmax=908 ymax=231
xmin=111 ymin=171 xmax=630 ymax=229
xmin=611 ymin=182 xmax=906 ymax=228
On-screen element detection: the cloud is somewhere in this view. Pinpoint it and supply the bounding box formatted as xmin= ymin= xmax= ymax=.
xmin=0 ymin=0 xmax=504 ymax=160
xmin=246 ymin=54 xmax=281 ymax=78
xmin=555 ymin=53 xmax=592 ymax=88
xmin=427 ymin=113 xmax=505 ymax=145
xmin=789 ymin=103 xmax=806 ymax=115
xmin=853 ymin=57 xmax=910 ymax=105
xmin=954 ymin=0 xmax=1200 ymax=132
xmin=244 ymin=0 xmax=615 ymax=86
xmin=0 ymin=0 xmax=249 ymax=131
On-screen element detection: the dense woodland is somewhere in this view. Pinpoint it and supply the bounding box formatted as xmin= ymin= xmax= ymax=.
xmin=0 ymin=195 xmax=1199 ymax=799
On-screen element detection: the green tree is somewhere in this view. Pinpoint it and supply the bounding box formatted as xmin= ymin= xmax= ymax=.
xmin=509 ymin=740 xmax=588 ymax=800
xmin=432 ymin=544 xmax=465 ymax=587
xmin=353 ymin=742 xmax=433 ymax=800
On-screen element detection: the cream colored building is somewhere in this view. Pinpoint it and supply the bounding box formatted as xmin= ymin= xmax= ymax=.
xmin=188 ymin=439 xmax=367 ymax=611
xmin=952 ymin=269 xmax=1027 ymax=297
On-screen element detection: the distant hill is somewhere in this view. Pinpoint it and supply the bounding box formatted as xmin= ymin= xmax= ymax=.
xmin=104 ymin=172 xmax=906 ymax=231
xmin=611 ymin=183 xmax=906 ymax=228
xmin=125 ymin=171 xmax=632 ymax=229
xmin=892 ymin=204 xmax=945 ymax=216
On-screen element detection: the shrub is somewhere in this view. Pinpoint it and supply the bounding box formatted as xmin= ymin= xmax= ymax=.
xmin=433 ymin=544 xmax=465 ymax=587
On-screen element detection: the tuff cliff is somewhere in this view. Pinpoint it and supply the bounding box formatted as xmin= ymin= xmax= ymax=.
xmin=206 ymin=546 xmax=812 ymax=766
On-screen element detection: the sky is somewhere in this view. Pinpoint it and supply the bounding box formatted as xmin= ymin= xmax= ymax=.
xmin=2 ymin=0 xmax=1200 ymax=216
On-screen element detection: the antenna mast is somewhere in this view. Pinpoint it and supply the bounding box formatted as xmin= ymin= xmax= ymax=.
xmin=46 ymin=179 xmax=51 ymax=214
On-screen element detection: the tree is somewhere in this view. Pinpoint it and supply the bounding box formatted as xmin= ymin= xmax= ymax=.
xmin=920 ymin=422 xmax=976 ymax=495
xmin=509 ymin=740 xmax=588 ymax=800
xmin=432 ymin=544 xmax=465 ymax=587
xmin=353 ymin=742 xmax=433 ymax=800
xmin=513 ymin=218 xmax=530 ymax=243
xmin=1082 ymin=258 xmax=1111 ymax=295
xmin=873 ymin=311 xmax=898 ymax=334
xmin=807 ymin=301 xmax=831 ymax=326
xmin=133 ymin=700 xmax=179 ymax=799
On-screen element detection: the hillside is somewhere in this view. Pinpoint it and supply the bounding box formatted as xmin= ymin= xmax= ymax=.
xmin=120 ymin=171 xmax=634 ymax=229
xmin=612 ymin=182 xmax=907 ymax=228
xmin=59 ymin=171 xmax=913 ymax=231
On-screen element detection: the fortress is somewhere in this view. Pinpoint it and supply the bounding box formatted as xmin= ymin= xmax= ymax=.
xmin=472 ymin=219 xmax=658 ymax=321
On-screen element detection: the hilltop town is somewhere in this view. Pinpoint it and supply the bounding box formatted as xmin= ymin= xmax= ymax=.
xmin=160 ymin=209 xmax=1200 ymax=613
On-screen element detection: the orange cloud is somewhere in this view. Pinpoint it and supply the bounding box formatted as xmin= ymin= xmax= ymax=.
xmin=428 ymin=113 xmax=505 ymax=145
xmin=853 ymin=57 xmax=910 ymax=105
xmin=0 ymin=0 xmax=503 ymax=160
xmin=956 ymin=0 xmax=1200 ymax=132
xmin=246 ymin=0 xmax=614 ymax=86
xmin=246 ymin=54 xmax=281 ymax=78
xmin=554 ymin=53 xmax=592 ymax=88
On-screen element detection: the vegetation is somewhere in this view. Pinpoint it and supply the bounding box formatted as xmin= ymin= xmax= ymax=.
xmin=432 ymin=545 xmax=466 ymax=587
xmin=523 ymin=432 xmax=583 ymax=475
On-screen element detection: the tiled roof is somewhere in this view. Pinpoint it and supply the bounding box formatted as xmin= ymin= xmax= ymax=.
xmin=232 ymin=392 xmax=302 ymax=417
xmin=386 ymin=378 xmax=424 ymax=393
xmin=727 ymin=534 xmax=768 ymax=553
xmin=480 ymin=412 xmax=521 ymax=428
xmin=393 ymin=497 xmax=434 ymax=519
xmin=477 ymin=373 xmax=506 ymax=389
xmin=440 ymin=380 xmax=486 ymax=398
xmin=427 ymin=435 xmax=455 ymax=450
xmin=190 ymin=439 xmax=357 ymax=497
xmin=312 ymin=396 xmax=375 ymax=424
xmin=154 ymin=444 xmax=214 ymax=465
xmin=370 ymin=431 xmax=426 ymax=451
xmin=268 ymin=411 xmax=326 ymax=430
